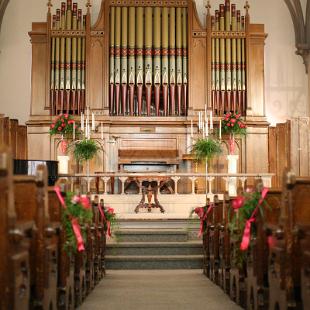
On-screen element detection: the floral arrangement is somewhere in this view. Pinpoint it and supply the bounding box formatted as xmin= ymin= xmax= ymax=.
xmin=191 ymin=138 xmax=222 ymax=162
xmin=73 ymin=139 xmax=100 ymax=162
xmin=50 ymin=114 xmax=75 ymax=137
xmin=221 ymin=112 xmax=247 ymax=136
xmin=54 ymin=187 xmax=93 ymax=253
xmin=228 ymin=185 xmax=269 ymax=267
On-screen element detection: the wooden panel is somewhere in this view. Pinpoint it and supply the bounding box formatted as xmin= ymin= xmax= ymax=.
xmin=247 ymin=24 xmax=266 ymax=116
xmin=120 ymin=138 xmax=177 ymax=150
xmin=88 ymin=37 xmax=105 ymax=110
xmin=17 ymin=125 xmax=28 ymax=160
xmin=9 ymin=119 xmax=18 ymax=158
xmin=189 ymin=38 xmax=207 ymax=111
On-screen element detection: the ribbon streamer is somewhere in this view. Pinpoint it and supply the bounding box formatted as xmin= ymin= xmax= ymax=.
xmin=240 ymin=187 xmax=269 ymax=251
xmin=54 ymin=186 xmax=66 ymax=207
xmin=98 ymin=203 xmax=112 ymax=238
xmin=197 ymin=204 xmax=214 ymax=238
xmin=71 ymin=218 xmax=85 ymax=252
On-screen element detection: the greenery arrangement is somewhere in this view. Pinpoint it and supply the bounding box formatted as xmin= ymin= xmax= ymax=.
xmin=221 ymin=112 xmax=247 ymax=136
xmin=73 ymin=139 xmax=100 ymax=162
xmin=191 ymin=138 xmax=222 ymax=162
xmin=228 ymin=185 xmax=269 ymax=268
xmin=50 ymin=113 xmax=75 ymax=137
xmin=62 ymin=191 xmax=93 ymax=253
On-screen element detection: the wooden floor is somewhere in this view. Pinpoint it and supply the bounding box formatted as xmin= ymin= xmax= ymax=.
xmin=78 ymin=270 xmax=242 ymax=310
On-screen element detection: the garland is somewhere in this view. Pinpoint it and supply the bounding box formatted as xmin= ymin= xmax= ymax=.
xmin=221 ymin=112 xmax=247 ymax=136
xmin=97 ymin=203 xmax=117 ymax=237
xmin=54 ymin=187 xmax=93 ymax=253
xmin=228 ymin=186 xmax=269 ymax=267
xmin=191 ymin=138 xmax=222 ymax=162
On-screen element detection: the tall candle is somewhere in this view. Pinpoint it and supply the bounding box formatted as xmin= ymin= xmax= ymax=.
xmin=206 ymin=118 xmax=209 ymax=137
xmin=204 ymin=104 xmax=207 ymax=121
xmin=198 ymin=112 xmax=201 ymax=130
xmin=210 ymin=111 xmax=213 ymax=130
xmin=81 ymin=113 xmax=84 ymax=131
xmin=219 ymin=119 xmax=222 ymax=140
xmin=202 ymin=122 xmax=205 ymax=138
xmin=92 ymin=112 xmax=95 ymax=131
xmin=101 ymin=122 xmax=103 ymax=140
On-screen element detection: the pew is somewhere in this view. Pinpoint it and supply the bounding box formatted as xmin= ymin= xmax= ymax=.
xmin=13 ymin=165 xmax=58 ymax=309
xmin=246 ymin=188 xmax=282 ymax=310
xmin=218 ymin=195 xmax=231 ymax=294
xmin=268 ymin=173 xmax=310 ymax=310
xmin=48 ymin=187 xmax=74 ymax=310
xmin=0 ymin=147 xmax=32 ymax=309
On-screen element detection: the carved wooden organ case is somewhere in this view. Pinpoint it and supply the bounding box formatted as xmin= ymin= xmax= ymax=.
xmin=28 ymin=0 xmax=269 ymax=175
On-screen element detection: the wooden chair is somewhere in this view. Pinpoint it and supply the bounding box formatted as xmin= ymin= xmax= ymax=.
xmin=0 ymin=146 xmax=32 ymax=309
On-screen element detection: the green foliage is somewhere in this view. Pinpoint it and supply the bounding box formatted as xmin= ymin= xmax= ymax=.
xmin=50 ymin=114 xmax=76 ymax=137
xmin=191 ymin=138 xmax=222 ymax=162
xmin=221 ymin=112 xmax=247 ymax=136
xmin=62 ymin=192 xmax=93 ymax=254
xmin=73 ymin=139 xmax=100 ymax=162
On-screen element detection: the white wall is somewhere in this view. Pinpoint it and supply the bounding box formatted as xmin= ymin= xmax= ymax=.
xmin=0 ymin=0 xmax=308 ymax=125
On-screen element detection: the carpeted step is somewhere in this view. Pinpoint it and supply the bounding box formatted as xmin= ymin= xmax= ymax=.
xmin=106 ymin=241 xmax=203 ymax=256
xmin=114 ymin=229 xmax=188 ymax=242
xmin=105 ymin=255 xmax=203 ymax=270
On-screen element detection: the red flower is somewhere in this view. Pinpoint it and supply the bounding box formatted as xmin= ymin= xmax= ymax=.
xmin=232 ymin=196 xmax=245 ymax=211
xmin=80 ymin=196 xmax=91 ymax=209
xmin=107 ymin=207 xmax=115 ymax=215
xmin=68 ymin=120 xmax=74 ymax=124
xmin=58 ymin=127 xmax=62 ymax=131
xmin=61 ymin=118 xmax=65 ymax=123
xmin=51 ymin=124 xmax=55 ymax=129
xmin=236 ymin=114 xmax=241 ymax=119
xmin=64 ymin=114 xmax=69 ymax=118
xmin=227 ymin=123 xmax=231 ymax=127
xmin=231 ymin=118 xmax=236 ymax=123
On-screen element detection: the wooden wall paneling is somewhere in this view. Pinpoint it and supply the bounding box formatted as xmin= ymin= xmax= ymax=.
xmin=0 ymin=116 xmax=4 ymax=145
xmin=2 ymin=117 xmax=10 ymax=146
xmin=299 ymin=118 xmax=310 ymax=176
xmin=29 ymin=23 xmax=49 ymax=116
xmin=268 ymin=126 xmax=277 ymax=187
xmin=290 ymin=119 xmax=300 ymax=175
xmin=246 ymin=24 xmax=266 ymax=117
xmin=17 ymin=125 xmax=27 ymax=160
xmin=9 ymin=119 xmax=18 ymax=158
xmin=188 ymin=0 xmax=206 ymax=113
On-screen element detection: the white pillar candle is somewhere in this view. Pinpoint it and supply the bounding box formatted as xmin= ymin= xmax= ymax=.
xmin=92 ymin=112 xmax=95 ymax=131
xmin=202 ymin=122 xmax=205 ymax=138
xmin=204 ymin=104 xmax=207 ymax=121
xmin=81 ymin=113 xmax=84 ymax=131
xmin=198 ymin=112 xmax=201 ymax=130
xmin=219 ymin=119 xmax=222 ymax=140
xmin=206 ymin=118 xmax=209 ymax=137
xmin=191 ymin=120 xmax=193 ymax=138
xmin=210 ymin=111 xmax=213 ymax=130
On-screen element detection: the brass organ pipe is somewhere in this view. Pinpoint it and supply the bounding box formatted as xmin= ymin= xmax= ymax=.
xmin=162 ymin=7 xmax=169 ymax=116
xmin=145 ymin=7 xmax=153 ymax=116
xmin=236 ymin=10 xmax=242 ymax=113
xmin=219 ymin=4 xmax=225 ymax=114
xmin=121 ymin=7 xmax=128 ymax=115
xmin=154 ymin=7 xmax=161 ymax=116
xmin=51 ymin=15 xmax=56 ymax=114
xmin=65 ymin=0 xmax=72 ymax=113
xmin=77 ymin=9 xmax=82 ymax=113
xmin=231 ymin=4 xmax=237 ymax=112
xmin=215 ymin=10 xmax=220 ymax=115
xmin=136 ymin=7 xmax=144 ymax=116
xmin=211 ymin=16 xmax=216 ymax=112
xmin=169 ymin=7 xmax=176 ymax=116
xmin=109 ymin=7 xmax=115 ymax=115
xmin=128 ymin=7 xmax=135 ymax=116
xmin=182 ymin=8 xmax=188 ymax=116
xmin=176 ymin=7 xmax=183 ymax=116
xmin=71 ymin=3 xmax=77 ymax=113
xmin=60 ymin=2 xmax=66 ymax=113
xmin=241 ymin=16 xmax=246 ymax=114
xmin=114 ymin=7 xmax=121 ymax=115
xmin=81 ymin=15 xmax=86 ymax=112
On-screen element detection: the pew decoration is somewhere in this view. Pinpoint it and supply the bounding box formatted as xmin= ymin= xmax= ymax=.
xmin=50 ymin=113 xmax=77 ymax=154
xmin=228 ymin=185 xmax=269 ymax=267
xmin=54 ymin=186 xmax=93 ymax=253
xmin=191 ymin=204 xmax=214 ymax=238
xmin=98 ymin=202 xmax=117 ymax=238
xmin=221 ymin=112 xmax=247 ymax=154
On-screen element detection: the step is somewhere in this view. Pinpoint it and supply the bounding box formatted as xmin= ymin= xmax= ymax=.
xmin=106 ymin=241 xmax=203 ymax=256
xmin=115 ymin=229 xmax=188 ymax=242
xmin=105 ymin=255 xmax=203 ymax=270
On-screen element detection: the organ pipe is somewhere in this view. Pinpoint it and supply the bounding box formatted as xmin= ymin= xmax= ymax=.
xmin=50 ymin=0 xmax=86 ymax=115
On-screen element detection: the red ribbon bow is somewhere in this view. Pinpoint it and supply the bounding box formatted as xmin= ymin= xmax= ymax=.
xmin=240 ymin=187 xmax=269 ymax=251
xmin=98 ymin=203 xmax=112 ymax=238
xmin=196 ymin=204 xmax=214 ymax=238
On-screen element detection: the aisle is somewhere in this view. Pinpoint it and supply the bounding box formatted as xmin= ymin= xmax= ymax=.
xmin=78 ymin=270 xmax=242 ymax=310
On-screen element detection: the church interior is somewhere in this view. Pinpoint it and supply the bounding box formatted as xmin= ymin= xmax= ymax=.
xmin=0 ymin=0 xmax=310 ymax=309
